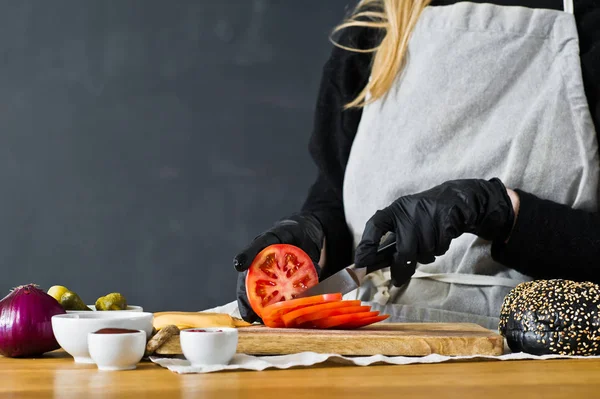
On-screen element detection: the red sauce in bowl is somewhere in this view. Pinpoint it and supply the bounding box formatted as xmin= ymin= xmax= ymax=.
xmin=186 ymin=329 xmax=223 ymax=333
xmin=94 ymin=328 xmax=140 ymax=334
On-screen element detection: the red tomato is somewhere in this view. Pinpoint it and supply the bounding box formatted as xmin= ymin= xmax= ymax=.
xmin=244 ymin=244 xmax=319 ymax=318
xmin=281 ymin=300 xmax=362 ymax=327
xmin=308 ymin=311 xmax=381 ymax=329
xmin=335 ymin=315 xmax=390 ymax=329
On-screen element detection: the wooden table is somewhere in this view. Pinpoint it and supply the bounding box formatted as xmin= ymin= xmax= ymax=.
xmin=2 ymin=351 xmax=600 ymax=398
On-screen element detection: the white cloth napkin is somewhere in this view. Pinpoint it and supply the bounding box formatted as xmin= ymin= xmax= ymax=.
xmin=149 ymin=300 xmax=600 ymax=374
xmin=149 ymin=351 xmax=600 ymax=374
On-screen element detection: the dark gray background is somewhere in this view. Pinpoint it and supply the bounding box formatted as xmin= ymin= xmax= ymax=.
xmin=0 ymin=0 xmax=353 ymax=311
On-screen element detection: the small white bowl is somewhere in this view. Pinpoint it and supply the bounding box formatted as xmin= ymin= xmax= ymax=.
xmin=67 ymin=305 xmax=143 ymax=314
xmin=88 ymin=329 xmax=146 ymax=371
xmin=180 ymin=327 xmax=238 ymax=366
xmin=51 ymin=312 xmax=153 ymax=364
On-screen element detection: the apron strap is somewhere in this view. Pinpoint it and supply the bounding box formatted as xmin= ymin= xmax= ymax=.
xmin=563 ymin=0 xmax=574 ymax=14
xmin=411 ymin=270 xmax=525 ymax=288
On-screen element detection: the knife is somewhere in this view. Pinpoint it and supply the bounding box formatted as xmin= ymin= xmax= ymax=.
xmin=295 ymin=233 xmax=399 ymax=298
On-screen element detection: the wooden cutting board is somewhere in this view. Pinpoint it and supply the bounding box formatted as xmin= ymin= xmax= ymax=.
xmin=155 ymin=323 xmax=504 ymax=357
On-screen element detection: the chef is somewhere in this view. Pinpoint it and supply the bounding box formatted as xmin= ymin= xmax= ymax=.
xmin=233 ymin=0 xmax=600 ymax=330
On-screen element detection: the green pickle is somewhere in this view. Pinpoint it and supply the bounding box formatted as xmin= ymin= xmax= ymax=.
xmin=95 ymin=293 xmax=127 ymax=311
xmin=60 ymin=291 xmax=90 ymax=311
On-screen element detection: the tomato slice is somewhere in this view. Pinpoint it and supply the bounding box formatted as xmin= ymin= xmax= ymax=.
xmin=335 ymin=314 xmax=390 ymax=329
xmin=294 ymin=306 xmax=371 ymax=328
xmin=244 ymin=244 xmax=319 ymax=318
xmin=262 ymin=303 xmax=315 ymax=327
xmin=306 ymin=311 xmax=381 ymax=329
xmin=262 ymin=316 xmax=285 ymax=328
xmin=261 ymin=293 xmax=343 ymax=321
xmin=281 ymin=300 xmax=362 ymax=327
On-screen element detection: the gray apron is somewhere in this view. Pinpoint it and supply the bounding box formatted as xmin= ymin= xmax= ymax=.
xmin=342 ymin=0 xmax=599 ymax=330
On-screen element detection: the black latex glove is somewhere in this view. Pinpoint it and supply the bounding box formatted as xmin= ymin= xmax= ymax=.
xmin=233 ymin=213 xmax=324 ymax=323
xmin=354 ymin=178 xmax=515 ymax=287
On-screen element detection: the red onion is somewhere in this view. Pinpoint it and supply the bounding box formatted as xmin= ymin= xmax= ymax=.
xmin=0 ymin=284 xmax=66 ymax=357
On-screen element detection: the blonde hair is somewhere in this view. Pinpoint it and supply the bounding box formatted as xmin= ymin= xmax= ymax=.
xmin=332 ymin=0 xmax=432 ymax=109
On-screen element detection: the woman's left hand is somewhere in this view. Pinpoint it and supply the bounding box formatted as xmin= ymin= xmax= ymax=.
xmin=354 ymin=178 xmax=517 ymax=286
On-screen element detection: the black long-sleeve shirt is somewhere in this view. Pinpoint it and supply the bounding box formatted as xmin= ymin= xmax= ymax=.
xmin=300 ymin=0 xmax=600 ymax=282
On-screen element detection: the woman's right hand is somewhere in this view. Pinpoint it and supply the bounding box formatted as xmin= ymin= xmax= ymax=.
xmin=233 ymin=213 xmax=325 ymax=323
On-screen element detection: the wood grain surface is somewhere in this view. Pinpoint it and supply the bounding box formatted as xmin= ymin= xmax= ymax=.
xmin=2 ymin=350 xmax=600 ymax=399
xmin=156 ymin=322 xmax=504 ymax=356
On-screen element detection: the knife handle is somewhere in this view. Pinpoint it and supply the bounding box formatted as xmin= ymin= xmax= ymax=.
xmin=364 ymin=232 xmax=397 ymax=274
xmin=350 ymin=233 xmax=398 ymax=283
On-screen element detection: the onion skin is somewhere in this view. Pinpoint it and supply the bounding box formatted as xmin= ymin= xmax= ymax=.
xmin=0 ymin=284 xmax=66 ymax=357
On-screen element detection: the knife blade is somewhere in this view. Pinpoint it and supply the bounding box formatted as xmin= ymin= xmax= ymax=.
xmin=295 ymin=233 xmax=398 ymax=298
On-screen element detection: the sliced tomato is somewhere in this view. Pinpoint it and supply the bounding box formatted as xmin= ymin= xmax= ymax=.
xmin=261 ymin=293 xmax=343 ymax=322
xmin=335 ymin=314 xmax=390 ymax=329
xmin=262 ymin=303 xmax=316 ymax=327
xmin=244 ymin=244 xmax=319 ymax=318
xmin=262 ymin=316 xmax=285 ymax=328
xmin=290 ymin=305 xmax=371 ymax=327
xmin=281 ymin=300 xmax=362 ymax=327
xmin=306 ymin=311 xmax=381 ymax=329
xmin=262 ymin=302 xmax=322 ymax=328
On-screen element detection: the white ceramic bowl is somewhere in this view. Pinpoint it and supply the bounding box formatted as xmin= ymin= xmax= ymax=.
xmin=88 ymin=329 xmax=146 ymax=371
xmin=51 ymin=312 xmax=153 ymax=364
xmin=67 ymin=305 xmax=143 ymax=314
xmin=180 ymin=327 xmax=238 ymax=366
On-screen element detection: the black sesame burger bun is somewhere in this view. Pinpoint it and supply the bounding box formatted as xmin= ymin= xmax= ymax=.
xmin=499 ymin=279 xmax=600 ymax=356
